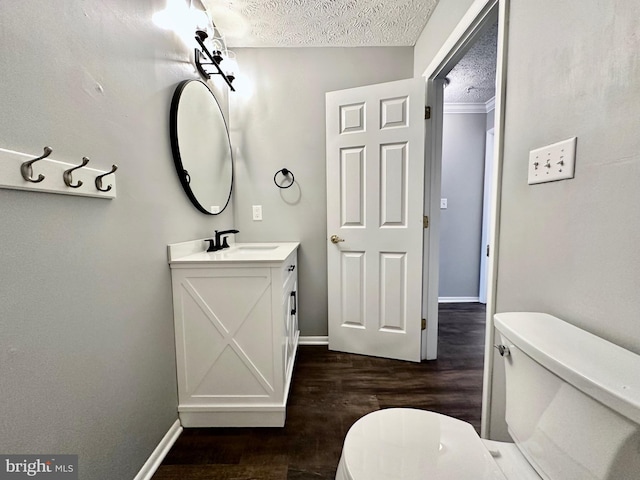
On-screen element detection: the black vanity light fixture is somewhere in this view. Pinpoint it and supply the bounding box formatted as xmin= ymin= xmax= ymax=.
xmin=194 ymin=30 xmax=236 ymax=91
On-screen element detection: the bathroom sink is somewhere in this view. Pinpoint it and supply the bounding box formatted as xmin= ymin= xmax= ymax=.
xmin=234 ymin=245 xmax=279 ymax=252
xmin=225 ymin=244 xmax=282 ymax=257
xmin=168 ymin=241 xmax=300 ymax=265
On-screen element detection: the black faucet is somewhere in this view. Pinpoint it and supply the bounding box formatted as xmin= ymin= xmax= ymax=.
xmin=205 ymin=229 xmax=239 ymax=252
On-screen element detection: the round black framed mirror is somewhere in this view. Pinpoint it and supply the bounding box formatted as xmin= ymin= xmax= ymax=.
xmin=170 ymin=79 xmax=233 ymax=215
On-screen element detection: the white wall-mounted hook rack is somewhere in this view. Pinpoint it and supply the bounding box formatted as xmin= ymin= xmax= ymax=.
xmin=0 ymin=147 xmax=117 ymax=199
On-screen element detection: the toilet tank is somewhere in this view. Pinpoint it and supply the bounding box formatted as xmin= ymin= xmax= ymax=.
xmin=494 ymin=312 xmax=640 ymax=480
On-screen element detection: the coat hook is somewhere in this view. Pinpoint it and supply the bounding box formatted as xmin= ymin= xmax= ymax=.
xmin=95 ymin=164 xmax=118 ymax=192
xmin=20 ymin=146 xmax=53 ymax=183
xmin=63 ymin=157 xmax=90 ymax=188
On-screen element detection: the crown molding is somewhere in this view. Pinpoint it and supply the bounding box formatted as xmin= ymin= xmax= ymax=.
xmin=444 ymin=96 xmax=496 ymax=114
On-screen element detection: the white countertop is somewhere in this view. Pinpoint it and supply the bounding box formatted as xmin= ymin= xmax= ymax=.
xmin=168 ymin=240 xmax=299 ymax=266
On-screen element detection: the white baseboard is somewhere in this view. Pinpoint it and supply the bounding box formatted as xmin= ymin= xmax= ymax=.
xmin=299 ymin=335 xmax=328 ymax=345
xmin=439 ymin=297 xmax=480 ymax=303
xmin=133 ymin=419 xmax=182 ymax=480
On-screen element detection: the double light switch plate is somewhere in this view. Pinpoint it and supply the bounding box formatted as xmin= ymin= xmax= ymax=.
xmin=528 ymin=137 xmax=577 ymax=185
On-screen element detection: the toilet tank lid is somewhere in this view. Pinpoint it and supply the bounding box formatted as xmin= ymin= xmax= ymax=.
xmin=495 ymin=312 xmax=640 ymax=426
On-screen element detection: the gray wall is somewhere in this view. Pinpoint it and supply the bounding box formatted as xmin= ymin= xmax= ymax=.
xmin=416 ymin=0 xmax=640 ymax=440
xmin=0 ymin=1 xmax=234 ymax=478
xmin=230 ymin=47 xmax=414 ymax=336
xmin=490 ymin=0 xmax=640 ymax=438
xmin=439 ymin=111 xmax=487 ymax=298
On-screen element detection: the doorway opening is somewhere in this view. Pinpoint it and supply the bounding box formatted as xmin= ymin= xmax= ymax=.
xmin=435 ymin=19 xmax=498 ymax=412
xmin=438 ymin=22 xmax=497 ymax=307
xmin=420 ymin=0 xmax=508 ymax=438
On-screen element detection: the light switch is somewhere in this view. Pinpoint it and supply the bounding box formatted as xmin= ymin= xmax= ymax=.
xmin=252 ymin=205 xmax=262 ymax=221
xmin=440 ymin=198 xmax=448 ymax=209
xmin=528 ymin=137 xmax=577 ymax=184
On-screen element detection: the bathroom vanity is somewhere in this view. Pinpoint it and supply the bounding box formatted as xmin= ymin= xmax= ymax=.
xmin=168 ymin=239 xmax=299 ymax=427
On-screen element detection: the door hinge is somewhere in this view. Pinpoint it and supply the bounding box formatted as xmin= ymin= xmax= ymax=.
xmin=425 ymin=106 xmax=431 ymax=119
xmin=421 ymin=318 xmax=427 ymax=330
xmin=423 ymin=215 xmax=429 ymax=228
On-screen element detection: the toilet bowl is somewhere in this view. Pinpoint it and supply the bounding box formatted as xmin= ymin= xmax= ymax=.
xmin=335 ymin=408 xmax=540 ymax=480
xmin=335 ymin=313 xmax=640 ymax=480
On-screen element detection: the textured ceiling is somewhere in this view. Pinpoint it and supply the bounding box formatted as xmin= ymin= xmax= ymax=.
xmin=204 ymin=0 xmax=440 ymax=47
xmin=201 ymin=0 xmax=495 ymax=104
xmin=444 ymin=22 xmax=498 ymax=104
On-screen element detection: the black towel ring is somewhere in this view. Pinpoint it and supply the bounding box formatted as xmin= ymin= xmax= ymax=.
xmin=274 ymin=168 xmax=295 ymax=189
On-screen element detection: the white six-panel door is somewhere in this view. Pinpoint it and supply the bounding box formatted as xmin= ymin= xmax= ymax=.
xmin=326 ymin=78 xmax=426 ymax=362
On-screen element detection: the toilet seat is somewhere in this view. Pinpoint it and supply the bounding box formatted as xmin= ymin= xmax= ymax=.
xmin=336 ymin=408 xmax=530 ymax=480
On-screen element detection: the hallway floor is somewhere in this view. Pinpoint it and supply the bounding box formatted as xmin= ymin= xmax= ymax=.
xmin=152 ymin=302 xmax=486 ymax=480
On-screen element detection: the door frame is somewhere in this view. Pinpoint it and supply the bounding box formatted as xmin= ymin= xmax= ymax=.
xmin=479 ymin=127 xmax=495 ymax=304
xmin=420 ymin=0 xmax=509 ymax=438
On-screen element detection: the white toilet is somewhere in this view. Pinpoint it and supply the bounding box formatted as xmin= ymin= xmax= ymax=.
xmin=335 ymin=312 xmax=640 ymax=480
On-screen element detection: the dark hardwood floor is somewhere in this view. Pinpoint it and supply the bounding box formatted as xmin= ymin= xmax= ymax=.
xmin=153 ymin=303 xmax=486 ymax=480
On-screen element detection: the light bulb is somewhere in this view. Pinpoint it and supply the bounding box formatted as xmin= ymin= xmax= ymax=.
xmin=224 ymin=50 xmax=238 ymax=78
xmin=191 ymin=9 xmax=210 ymax=34
xmin=153 ymin=0 xmax=208 ymax=48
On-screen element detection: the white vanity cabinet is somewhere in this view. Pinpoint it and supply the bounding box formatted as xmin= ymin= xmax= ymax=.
xmin=168 ymin=241 xmax=299 ymax=427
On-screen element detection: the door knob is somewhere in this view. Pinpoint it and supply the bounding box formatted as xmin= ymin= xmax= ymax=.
xmin=330 ymin=235 xmax=345 ymax=244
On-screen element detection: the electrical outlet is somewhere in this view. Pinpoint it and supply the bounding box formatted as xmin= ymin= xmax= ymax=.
xmin=440 ymin=198 xmax=448 ymax=209
xmin=252 ymin=205 xmax=262 ymax=221
xmin=528 ymin=137 xmax=577 ymax=185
